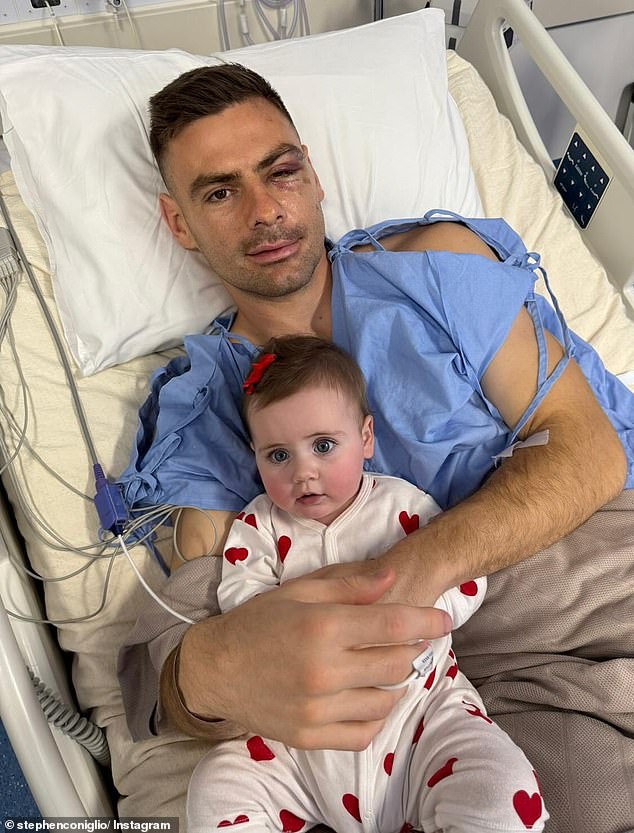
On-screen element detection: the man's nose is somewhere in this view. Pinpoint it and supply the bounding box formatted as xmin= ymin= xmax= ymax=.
xmin=246 ymin=183 xmax=285 ymax=227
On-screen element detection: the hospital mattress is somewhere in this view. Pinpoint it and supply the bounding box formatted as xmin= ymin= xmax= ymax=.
xmin=0 ymin=48 xmax=633 ymax=828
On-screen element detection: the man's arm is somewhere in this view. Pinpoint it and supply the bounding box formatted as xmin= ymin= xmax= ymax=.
xmin=376 ymin=226 xmax=627 ymax=606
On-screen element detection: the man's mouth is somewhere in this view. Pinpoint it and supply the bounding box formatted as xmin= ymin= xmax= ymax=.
xmin=246 ymin=239 xmax=300 ymax=264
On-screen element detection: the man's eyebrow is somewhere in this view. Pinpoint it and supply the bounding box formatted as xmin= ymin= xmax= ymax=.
xmin=189 ymin=143 xmax=305 ymax=201
xmin=256 ymin=143 xmax=305 ymax=172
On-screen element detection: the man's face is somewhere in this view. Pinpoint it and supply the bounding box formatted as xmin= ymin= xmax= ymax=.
xmin=160 ymin=98 xmax=327 ymax=301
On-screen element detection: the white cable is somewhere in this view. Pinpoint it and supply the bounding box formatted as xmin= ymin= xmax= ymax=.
xmin=5 ymin=553 xmax=117 ymax=626
xmin=42 ymin=0 xmax=65 ymax=46
xmin=220 ymin=0 xmax=309 ymax=48
xmin=118 ymin=534 xmax=194 ymax=625
xmin=217 ymin=0 xmax=231 ymax=50
xmin=119 ymin=0 xmax=142 ymax=49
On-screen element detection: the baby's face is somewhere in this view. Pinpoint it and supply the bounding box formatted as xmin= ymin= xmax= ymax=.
xmin=249 ymin=384 xmax=374 ymax=525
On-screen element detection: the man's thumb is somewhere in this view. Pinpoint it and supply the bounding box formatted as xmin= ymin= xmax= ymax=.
xmin=336 ymin=566 xmax=397 ymax=605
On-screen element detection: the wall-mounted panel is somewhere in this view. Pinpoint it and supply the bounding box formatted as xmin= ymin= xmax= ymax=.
xmin=0 ymin=0 xmax=374 ymax=40
xmin=10 ymin=0 xmax=78 ymax=20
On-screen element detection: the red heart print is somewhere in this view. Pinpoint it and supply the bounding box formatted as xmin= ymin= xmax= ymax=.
xmin=461 ymin=699 xmax=493 ymax=724
xmin=513 ymin=791 xmax=543 ymax=829
xmin=244 ymin=513 xmax=258 ymax=528
xmin=399 ymin=825 xmax=413 ymax=833
xmin=342 ymin=794 xmax=361 ymax=822
xmin=277 ymin=536 xmax=292 ymax=562
xmin=424 ymin=667 xmax=436 ymax=690
xmin=279 ymin=810 xmax=305 ymax=832
xmin=427 ymin=757 xmax=458 ymax=788
xmin=225 ymin=547 xmax=248 ymax=565
xmin=217 ymin=816 xmax=249 ymax=827
xmin=399 ymin=511 xmax=420 ymax=535
xmin=246 ymin=735 xmax=275 ymax=761
xmin=446 ymin=663 xmax=458 ymax=680
xmin=412 ymin=717 xmax=425 ymax=744
xmin=459 ymin=580 xmax=478 ymax=596
xmin=236 ymin=512 xmax=245 ymax=521
xmin=383 ymin=752 xmax=394 ymax=775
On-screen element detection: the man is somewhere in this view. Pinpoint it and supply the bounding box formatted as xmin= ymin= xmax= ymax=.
xmin=119 ymin=63 xmax=630 ymax=762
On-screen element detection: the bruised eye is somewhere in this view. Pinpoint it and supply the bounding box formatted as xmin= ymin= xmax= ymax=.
xmin=272 ymin=166 xmax=300 ymax=179
xmin=314 ymin=438 xmax=335 ymax=455
xmin=269 ymin=448 xmax=290 ymax=464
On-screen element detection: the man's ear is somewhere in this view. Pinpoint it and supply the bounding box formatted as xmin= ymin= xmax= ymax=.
xmin=302 ymin=144 xmax=325 ymax=203
xmin=362 ymin=414 xmax=374 ymax=459
xmin=159 ymin=193 xmax=199 ymax=251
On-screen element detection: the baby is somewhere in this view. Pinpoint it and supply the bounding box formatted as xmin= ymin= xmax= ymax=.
xmin=187 ymin=335 xmax=547 ymax=833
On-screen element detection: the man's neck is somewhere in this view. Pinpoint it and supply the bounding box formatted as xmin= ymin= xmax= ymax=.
xmin=229 ymin=257 xmax=332 ymax=347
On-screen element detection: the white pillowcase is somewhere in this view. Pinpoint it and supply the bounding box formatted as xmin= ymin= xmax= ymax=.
xmin=0 ymin=9 xmax=481 ymax=375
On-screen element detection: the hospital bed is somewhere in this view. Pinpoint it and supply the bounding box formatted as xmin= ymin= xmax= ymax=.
xmin=0 ymin=0 xmax=633 ymax=829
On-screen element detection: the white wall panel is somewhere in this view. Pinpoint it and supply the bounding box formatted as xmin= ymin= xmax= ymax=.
xmin=0 ymin=0 xmax=376 ymax=47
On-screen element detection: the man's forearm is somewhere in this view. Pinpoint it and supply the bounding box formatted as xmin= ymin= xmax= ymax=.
xmin=381 ymin=382 xmax=627 ymax=605
xmin=160 ymin=642 xmax=246 ymax=741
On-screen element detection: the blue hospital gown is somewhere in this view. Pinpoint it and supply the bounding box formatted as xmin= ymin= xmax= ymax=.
xmin=118 ymin=212 xmax=634 ymax=516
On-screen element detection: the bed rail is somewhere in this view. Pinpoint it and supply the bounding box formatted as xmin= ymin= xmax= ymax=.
xmin=0 ymin=486 xmax=114 ymax=817
xmin=458 ymin=0 xmax=634 ymax=300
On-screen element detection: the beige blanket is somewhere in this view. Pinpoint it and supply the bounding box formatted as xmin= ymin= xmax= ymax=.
xmin=453 ymin=489 xmax=634 ymax=833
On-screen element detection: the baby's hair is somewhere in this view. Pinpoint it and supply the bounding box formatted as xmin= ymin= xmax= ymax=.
xmin=242 ymin=335 xmax=370 ymax=430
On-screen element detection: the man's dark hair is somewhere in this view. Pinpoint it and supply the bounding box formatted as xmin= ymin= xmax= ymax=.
xmin=149 ymin=63 xmax=296 ymax=179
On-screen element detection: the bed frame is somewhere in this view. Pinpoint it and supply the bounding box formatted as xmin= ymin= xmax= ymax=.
xmin=0 ymin=0 xmax=632 ymax=818
xmin=457 ymin=0 xmax=634 ymax=303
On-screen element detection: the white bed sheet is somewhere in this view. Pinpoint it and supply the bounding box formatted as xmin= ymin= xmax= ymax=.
xmin=0 ymin=50 xmax=633 ymax=824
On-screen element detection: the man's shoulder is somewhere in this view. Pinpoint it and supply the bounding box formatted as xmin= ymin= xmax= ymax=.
xmin=380 ymin=221 xmax=498 ymax=260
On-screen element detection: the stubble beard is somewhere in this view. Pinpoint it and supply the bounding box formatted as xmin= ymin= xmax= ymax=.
xmin=216 ymin=220 xmax=326 ymax=300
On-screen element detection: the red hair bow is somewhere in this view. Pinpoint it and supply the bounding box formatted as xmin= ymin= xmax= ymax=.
xmin=243 ymin=353 xmax=277 ymax=395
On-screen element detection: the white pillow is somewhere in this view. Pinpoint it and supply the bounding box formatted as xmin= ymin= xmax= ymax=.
xmin=0 ymin=9 xmax=481 ymax=375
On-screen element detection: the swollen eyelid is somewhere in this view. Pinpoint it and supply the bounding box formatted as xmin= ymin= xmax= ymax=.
xmin=275 ymin=165 xmax=301 ymax=177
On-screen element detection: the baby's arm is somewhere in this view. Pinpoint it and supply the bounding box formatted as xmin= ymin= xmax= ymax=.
xmin=437 ymin=576 xmax=487 ymax=630
xmin=218 ymin=505 xmax=282 ymax=613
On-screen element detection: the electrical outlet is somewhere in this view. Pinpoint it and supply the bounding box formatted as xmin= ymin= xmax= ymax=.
xmin=13 ymin=0 xmax=76 ymax=19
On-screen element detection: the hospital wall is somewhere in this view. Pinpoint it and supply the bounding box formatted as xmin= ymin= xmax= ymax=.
xmin=0 ymin=0 xmax=412 ymax=48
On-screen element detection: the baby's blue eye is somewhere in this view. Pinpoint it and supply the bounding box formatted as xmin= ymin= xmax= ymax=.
xmin=270 ymin=449 xmax=289 ymax=464
xmin=314 ymin=439 xmax=335 ymax=454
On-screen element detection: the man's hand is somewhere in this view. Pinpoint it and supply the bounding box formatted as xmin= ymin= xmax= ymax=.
xmin=174 ymin=563 xmax=452 ymax=750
